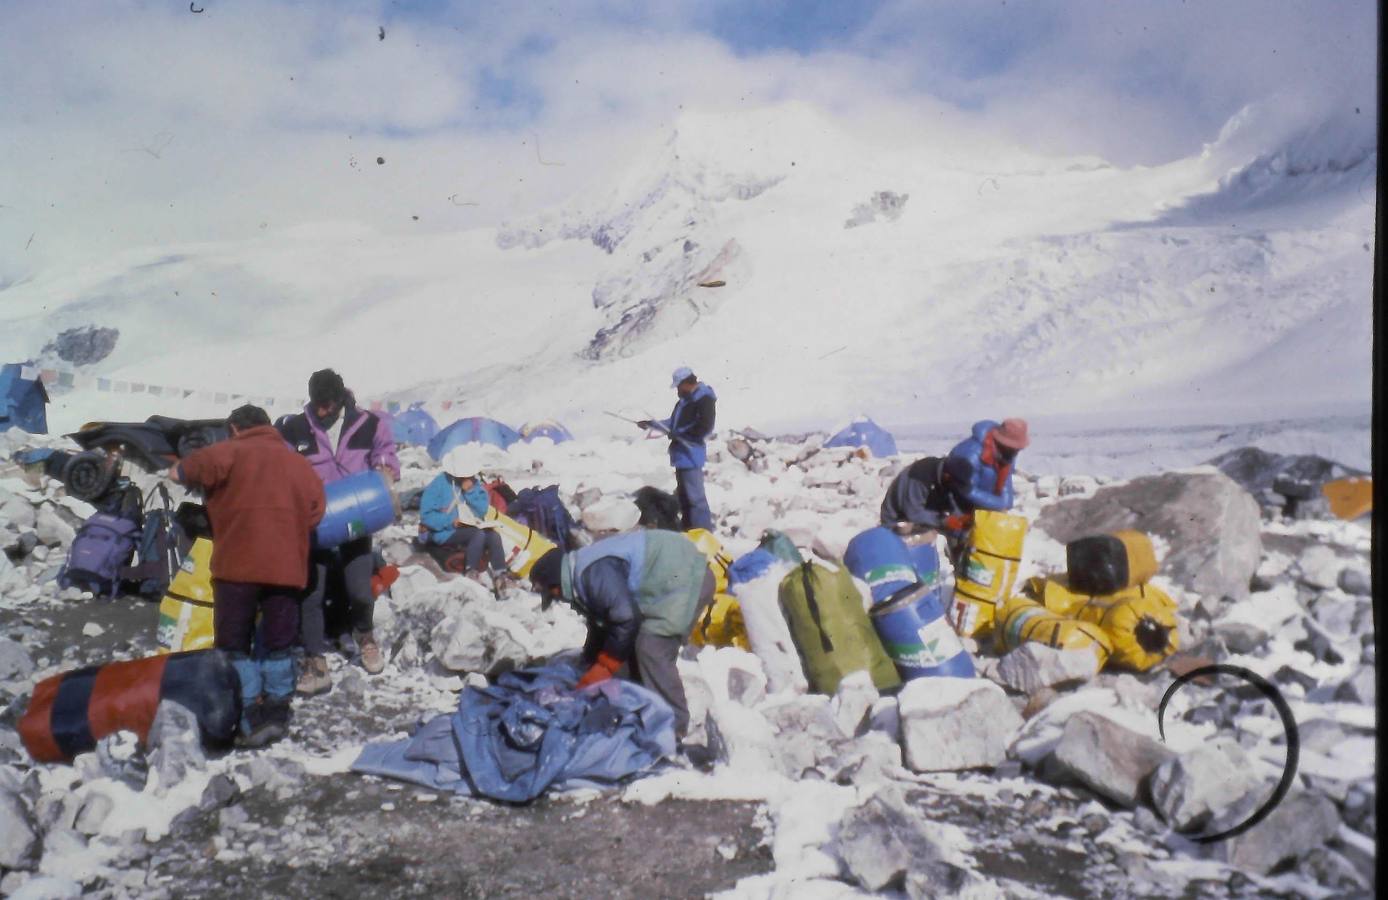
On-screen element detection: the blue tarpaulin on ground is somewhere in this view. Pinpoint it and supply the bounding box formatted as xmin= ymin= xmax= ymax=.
xmin=427 ymin=416 xmax=522 ymax=460
xmin=392 ymin=404 xmax=439 ymax=446
xmin=0 ymin=364 xmax=48 ymax=434
xmin=825 ymin=417 xmax=897 ymax=458
xmin=351 ymin=663 xmax=676 ymax=802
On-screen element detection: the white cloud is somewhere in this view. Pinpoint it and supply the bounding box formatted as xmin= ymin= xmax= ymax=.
xmin=0 ymin=0 xmax=1374 ymax=283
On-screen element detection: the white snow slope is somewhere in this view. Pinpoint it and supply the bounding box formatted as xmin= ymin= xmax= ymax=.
xmin=0 ymin=99 xmax=1375 ymax=438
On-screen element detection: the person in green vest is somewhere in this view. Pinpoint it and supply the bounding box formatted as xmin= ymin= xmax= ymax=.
xmin=528 ymin=531 xmax=714 ymax=738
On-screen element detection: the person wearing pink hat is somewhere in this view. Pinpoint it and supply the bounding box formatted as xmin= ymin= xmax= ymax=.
xmin=946 ymin=418 xmax=1030 ymax=513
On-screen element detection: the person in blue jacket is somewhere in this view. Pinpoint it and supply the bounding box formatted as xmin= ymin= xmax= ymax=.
xmin=637 ymin=366 xmax=717 ymax=531
xmin=528 ymin=531 xmax=714 ymax=738
xmin=946 ymin=418 xmax=1030 ymax=512
xmin=417 ymin=446 xmax=509 ymax=587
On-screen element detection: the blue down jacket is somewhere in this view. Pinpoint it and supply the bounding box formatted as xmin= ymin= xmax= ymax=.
xmin=946 ymin=420 xmax=1015 ymax=512
xmin=659 ymin=383 xmax=716 ymax=470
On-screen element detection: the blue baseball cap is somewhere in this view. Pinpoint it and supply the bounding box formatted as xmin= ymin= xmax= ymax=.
xmin=671 ymin=366 xmax=694 ymax=387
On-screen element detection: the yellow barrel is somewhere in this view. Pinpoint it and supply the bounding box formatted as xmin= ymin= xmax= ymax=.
xmin=950 ymin=510 xmax=1028 ymax=639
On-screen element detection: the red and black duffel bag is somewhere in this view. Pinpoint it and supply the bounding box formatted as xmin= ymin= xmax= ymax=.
xmin=18 ymin=649 xmax=241 ymax=763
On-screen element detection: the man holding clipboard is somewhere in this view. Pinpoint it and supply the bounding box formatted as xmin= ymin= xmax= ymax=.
xmin=636 ymin=366 xmax=718 ymax=531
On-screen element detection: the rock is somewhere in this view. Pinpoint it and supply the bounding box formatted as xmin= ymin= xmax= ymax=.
xmin=725 ymin=665 xmax=766 ymax=708
xmin=1051 ymin=711 xmax=1175 ymax=808
xmin=829 ymin=670 xmax=879 ymax=737
xmin=198 ymin=774 xmax=241 ymax=812
xmin=1035 ymin=470 xmax=1262 ymax=603
xmin=1312 ymin=593 xmax=1358 ymax=638
xmin=95 ymin=731 xmax=148 ymax=791
xmin=80 ymin=622 xmax=104 ymax=638
xmin=0 ymin=785 xmax=41 ymax=870
xmin=996 ymin=644 xmax=1100 ymax=695
xmin=74 ymin=791 xmax=114 ymax=835
xmin=1337 ymin=566 xmax=1371 ymax=596
xmin=1149 ymin=738 xmax=1270 ymax=831
xmin=579 ymin=497 xmax=640 ymax=533
xmin=898 ymin=678 xmax=1023 ymax=772
xmin=34 ymin=505 xmax=76 ymax=548
xmin=0 ymin=636 xmax=36 ymax=681
xmin=1302 ymin=847 xmax=1371 ymax=893
xmin=1334 ymin=666 xmax=1376 ymax=706
xmin=834 ymin=787 xmax=970 ymax=893
xmin=761 ymin=695 xmax=844 ymax=776
xmin=6 ymin=874 xmax=84 ymax=898
xmin=217 ymin=804 xmax=250 ymax=832
xmin=1296 ymin=545 xmax=1343 ymax=590
xmin=572 ymin=486 xmax=603 ymax=510
xmin=867 ymin=697 xmax=899 ymax=742
xmin=1208 ymin=789 xmax=1339 ymax=875
xmin=1058 ymin=476 xmax=1099 ymax=497
xmin=430 ymin=604 xmax=536 ymax=674
xmin=147 ymin=701 xmax=206 ymax=791
xmin=819 ymin=732 xmax=902 ymax=785
xmin=1 ymin=494 xmax=37 ymax=530
xmin=1211 ymin=583 xmax=1301 ymax=654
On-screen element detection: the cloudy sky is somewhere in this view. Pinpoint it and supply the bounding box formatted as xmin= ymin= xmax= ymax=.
xmin=0 ymin=0 xmax=1374 ymax=282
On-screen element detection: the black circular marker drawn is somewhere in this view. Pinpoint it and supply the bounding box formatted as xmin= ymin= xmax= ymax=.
xmin=1157 ymin=664 xmax=1299 ymax=843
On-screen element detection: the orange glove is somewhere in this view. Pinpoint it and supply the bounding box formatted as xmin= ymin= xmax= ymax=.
xmin=576 ymin=651 xmax=623 ymax=688
xmin=944 ymin=513 xmax=973 ymax=533
xmin=370 ymin=565 xmax=400 ymax=598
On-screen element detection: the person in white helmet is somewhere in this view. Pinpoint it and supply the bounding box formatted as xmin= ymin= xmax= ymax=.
xmin=417 ymin=446 xmax=509 ymax=587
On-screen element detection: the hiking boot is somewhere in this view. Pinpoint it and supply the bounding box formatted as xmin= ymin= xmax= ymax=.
xmin=296 ymin=655 xmax=332 ymax=696
xmin=355 ymin=630 xmax=385 ymax=675
xmin=489 ymin=568 xmax=518 ymax=596
xmin=235 ymin=701 xmax=286 ymax=749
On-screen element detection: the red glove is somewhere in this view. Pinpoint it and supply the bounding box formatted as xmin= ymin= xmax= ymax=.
xmin=576 ymin=652 xmax=623 ymax=688
xmin=370 ymin=565 xmax=400 ymax=598
xmin=944 ymin=513 xmax=973 ymax=533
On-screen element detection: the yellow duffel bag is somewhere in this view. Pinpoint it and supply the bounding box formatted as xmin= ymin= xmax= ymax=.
xmin=685 ymin=528 xmax=734 ymax=596
xmin=689 ymin=592 xmax=751 ymax=650
xmin=950 ymin=510 xmax=1028 ymax=639
xmin=994 ymin=596 xmax=1112 ymax=669
xmin=156 ymin=538 xmax=215 ymax=654
xmin=1069 ymin=583 xmax=1179 ymax=672
xmin=1026 ymin=573 xmax=1100 ymax=618
xmin=483 ymin=508 xmax=557 ymax=577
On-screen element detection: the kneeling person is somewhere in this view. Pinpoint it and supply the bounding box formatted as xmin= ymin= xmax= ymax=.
xmin=528 ymin=531 xmax=714 ymax=738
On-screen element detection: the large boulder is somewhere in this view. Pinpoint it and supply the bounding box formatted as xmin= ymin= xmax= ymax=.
xmin=1035 ymin=469 xmax=1261 ymax=603
xmin=898 ymin=678 xmax=1022 ymax=772
xmin=1051 ymin=711 xmax=1175 ymax=808
xmin=1207 ymin=789 xmax=1340 ymax=875
xmin=1148 ymin=738 xmax=1272 ymax=831
xmin=995 ymin=644 xmax=1099 ymax=695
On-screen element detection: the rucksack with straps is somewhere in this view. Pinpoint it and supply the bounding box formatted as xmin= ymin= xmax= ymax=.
xmin=59 ymin=503 xmax=143 ymax=600
xmin=119 ymin=484 xmax=186 ymax=601
xmin=507 ymin=485 xmax=579 ymax=551
xmin=777 ymin=559 xmax=900 ymax=694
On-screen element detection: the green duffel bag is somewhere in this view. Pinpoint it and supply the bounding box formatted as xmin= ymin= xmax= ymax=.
xmin=778 ymin=560 xmax=902 ymax=695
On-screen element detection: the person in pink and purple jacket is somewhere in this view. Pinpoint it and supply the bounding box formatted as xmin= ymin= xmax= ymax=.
xmin=276 ymin=368 xmax=400 ymax=694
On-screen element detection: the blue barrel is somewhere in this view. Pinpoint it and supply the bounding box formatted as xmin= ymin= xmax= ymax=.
xmin=315 ymin=470 xmax=395 ymax=548
xmin=844 ymin=527 xmax=919 ymax=604
xmin=907 ymin=540 xmax=940 ymax=588
xmin=869 ymin=583 xmax=975 ymax=680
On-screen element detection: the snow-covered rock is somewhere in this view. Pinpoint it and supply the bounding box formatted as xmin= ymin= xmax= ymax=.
xmin=1148 ymin=738 xmax=1271 ymax=831
xmin=832 ymin=787 xmax=976 ymax=894
xmin=34 ymin=504 xmax=75 ymax=548
xmin=995 ymin=644 xmax=1100 ymax=695
xmin=898 ymin=678 xmax=1022 ymax=772
xmin=1208 ymin=790 xmax=1340 ymax=875
xmin=0 ymin=786 xmax=40 ymax=870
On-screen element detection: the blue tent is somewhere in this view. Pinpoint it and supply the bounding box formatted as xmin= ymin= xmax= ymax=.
xmin=428 ymin=416 xmax=522 ymax=460
xmin=520 ymin=420 xmax=574 ymax=444
xmin=825 ymin=417 xmax=897 ymax=457
xmin=392 ymin=404 xmax=439 ymax=447
xmin=0 ymin=364 xmax=49 ymax=434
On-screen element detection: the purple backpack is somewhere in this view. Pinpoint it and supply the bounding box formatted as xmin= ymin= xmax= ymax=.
xmin=59 ymin=512 xmax=141 ymax=599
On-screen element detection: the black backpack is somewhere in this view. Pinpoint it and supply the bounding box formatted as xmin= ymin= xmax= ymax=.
xmin=118 ymin=484 xmax=186 ymax=600
xmin=508 ymin=485 xmax=579 ymax=550
xmin=633 ymin=486 xmax=682 ymax=531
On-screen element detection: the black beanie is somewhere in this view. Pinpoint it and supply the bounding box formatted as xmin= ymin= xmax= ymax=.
xmin=530 ymin=549 xmax=564 ymax=606
xmin=308 ymin=369 xmax=347 ymax=407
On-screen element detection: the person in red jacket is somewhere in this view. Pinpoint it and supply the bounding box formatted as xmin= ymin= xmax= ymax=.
xmin=171 ymin=405 xmax=326 ymax=748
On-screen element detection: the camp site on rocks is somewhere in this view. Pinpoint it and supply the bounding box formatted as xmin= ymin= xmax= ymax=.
xmin=0 ymin=3 xmax=1376 ymax=897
